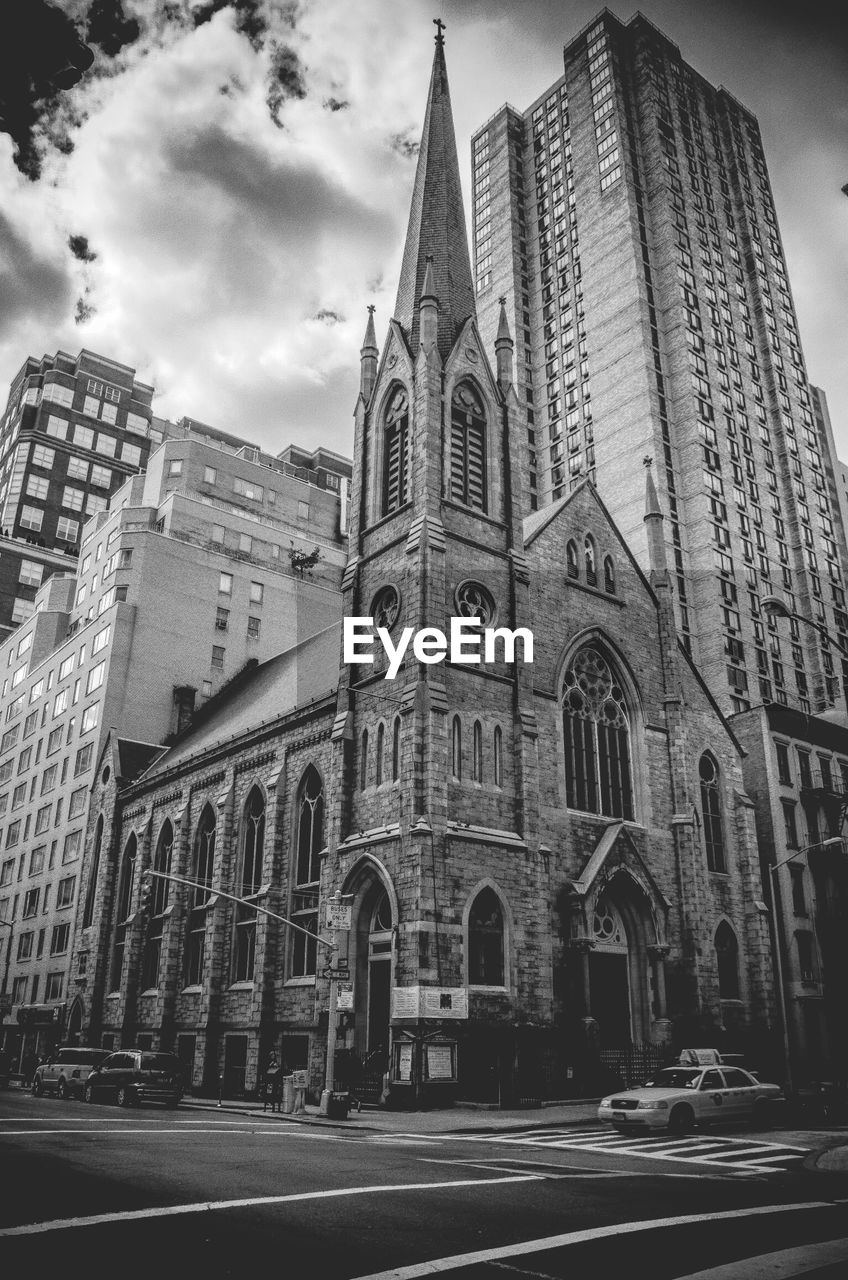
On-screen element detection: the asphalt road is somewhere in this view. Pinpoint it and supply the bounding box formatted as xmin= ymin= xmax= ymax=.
xmin=2 ymin=1092 xmax=848 ymax=1279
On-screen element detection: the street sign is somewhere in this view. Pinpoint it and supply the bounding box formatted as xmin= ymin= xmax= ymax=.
xmin=336 ymin=983 xmax=354 ymax=1011
xmin=325 ymin=902 xmax=352 ymax=931
xmin=323 ymin=966 xmax=351 ymax=981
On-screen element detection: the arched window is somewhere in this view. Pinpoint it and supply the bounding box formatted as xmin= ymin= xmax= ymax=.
xmin=584 ymin=536 xmax=597 ymax=586
xmin=234 ymin=787 xmax=265 ymax=982
xmin=493 ymin=725 xmax=503 ymax=788
xmin=567 ymin=540 xmax=579 ymax=579
xmin=468 ymin=888 xmax=505 ymax=986
xmin=382 ymin=386 xmax=409 ymax=514
xmin=142 ymin=820 xmax=173 ymax=991
xmin=700 ymin=753 xmax=726 ymax=872
xmin=472 ymin=721 xmax=483 ymax=783
xmin=292 ymin=768 xmax=323 ymax=978
xmin=110 ymin=833 xmax=136 ymax=992
xmin=604 ymin=555 xmax=616 ymax=594
xmin=562 ymin=644 xmax=633 ymax=820
xmin=360 ymin=729 xmax=368 ymax=790
xmin=715 ymin=921 xmax=739 ymax=999
xmin=185 ymin=804 xmax=216 ymax=986
xmin=392 ymin=717 xmax=401 ymax=782
xmin=296 ymin=767 xmax=323 ymax=887
xmin=82 ymin=813 xmax=103 ymax=928
xmin=452 ymin=716 xmax=462 ymax=781
xmin=376 ymin=722 xmax=384 ymax=786
xmin=450 ymin=382 xmax=487 ymax=511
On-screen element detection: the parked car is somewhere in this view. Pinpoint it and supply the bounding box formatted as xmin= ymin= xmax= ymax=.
xmin=32 ymin=1047 xmax=112 ymax=1099
xmin=598 ymin=1064 xmax=784 ymax=1134
xmin=84 ymin=1050 xmax=184 ymax=1109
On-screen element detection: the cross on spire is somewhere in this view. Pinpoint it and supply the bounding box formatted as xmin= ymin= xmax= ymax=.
xmin=433 ymin=17 xmax=445 ymax=45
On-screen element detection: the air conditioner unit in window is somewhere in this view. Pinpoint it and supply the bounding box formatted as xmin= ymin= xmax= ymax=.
xmin=215 ymin=620 xmax=228 ymax=632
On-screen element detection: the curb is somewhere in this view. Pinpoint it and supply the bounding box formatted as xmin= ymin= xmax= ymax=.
xmin=802 ymin=1141 xmax=848 ymax=1174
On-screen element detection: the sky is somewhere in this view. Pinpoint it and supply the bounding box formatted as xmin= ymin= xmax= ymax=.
xmin=0 ymin=0 xmax=845 ymax=463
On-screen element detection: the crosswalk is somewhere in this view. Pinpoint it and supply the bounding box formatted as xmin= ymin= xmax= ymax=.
xmin=468 ymin=1126 xmax=810 ymax=1175
xmin=373 ymin=1127 xmax=811 ymax=1176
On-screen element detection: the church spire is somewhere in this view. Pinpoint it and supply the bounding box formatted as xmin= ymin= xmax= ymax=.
xmin=393 ymin=21 xmax=476 ymax=359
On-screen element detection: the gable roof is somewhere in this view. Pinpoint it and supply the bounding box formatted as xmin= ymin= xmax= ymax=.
xmin=139 ymin=622 xmax=341 ymax=779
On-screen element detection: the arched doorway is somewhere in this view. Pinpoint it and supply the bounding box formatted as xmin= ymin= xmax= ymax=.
xmin=589 ymin=895 xmax=632 ymax=1048
xmin=345 ymin=865 xmax=396 ymax=1102
xmin=65 ymin=998 xmax=83 ymax=1047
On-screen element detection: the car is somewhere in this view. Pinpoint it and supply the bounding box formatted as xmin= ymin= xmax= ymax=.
xmin=84 ymin=1050 xmax=184 ymax=1109
xmin=31 ymin=1047 xmax=112 ymax=1099
xmin=598 ymin=1064 xmax=784 ymax=1134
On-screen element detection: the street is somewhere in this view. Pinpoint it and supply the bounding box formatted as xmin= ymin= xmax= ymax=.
xmin=1 ymin=1092 xmax=848 ymax=1278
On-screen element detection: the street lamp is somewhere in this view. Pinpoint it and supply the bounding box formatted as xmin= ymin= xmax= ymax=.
xmin=768 ymin=835 xmax=842 ymax=1095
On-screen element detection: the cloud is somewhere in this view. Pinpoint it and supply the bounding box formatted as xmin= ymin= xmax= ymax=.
xmin=0 ymin=0 xmax=843 ymax=463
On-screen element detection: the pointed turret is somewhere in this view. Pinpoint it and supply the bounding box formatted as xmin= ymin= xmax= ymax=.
xmin=359 ymin=305 xmax=378 ymax=402
xmin=495 ymin=296 xmax=514 ymax=387
xmin=393 ymin=23 xmax=475 ymax=359
xmin=643 ymin=456 xmax=668 ymax=580
xmin=419 ymin=254 xmax=438 ymax=351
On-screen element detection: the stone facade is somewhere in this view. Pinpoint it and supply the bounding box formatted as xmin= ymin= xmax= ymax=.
xmin=68 ymin=34 xmax=778 ymax=1107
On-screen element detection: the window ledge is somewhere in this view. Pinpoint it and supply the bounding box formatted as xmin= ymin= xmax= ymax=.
xmin=227 ymin=981 xmax=254 ymax=991
xmin=285 ymin=976 xmax=316 ymax=987
xmin=181 ymin=985 xmax=202 ymax=995
xmin=467 ymin=984 xmax=509 ymax=994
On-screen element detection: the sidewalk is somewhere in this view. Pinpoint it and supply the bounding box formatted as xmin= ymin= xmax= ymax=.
xmin=180 ymin=1094 xmax=603 ymax=1133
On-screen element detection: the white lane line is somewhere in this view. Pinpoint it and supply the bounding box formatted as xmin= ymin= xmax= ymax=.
xmin=673 ymin=1235 xmax=848 ymax=1280
xmin=0 ymin=1128 xmax=254 ymax=1138
xmin=348 ymin=1200 xmax=842 ymax=1280
xmin=419 ymin=1158 xmax=628 ymax=1179
xmin=0 ymin=1174 xmax=542 ymax=1237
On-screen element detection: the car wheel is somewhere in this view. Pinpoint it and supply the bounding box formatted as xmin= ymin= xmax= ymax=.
xmin=668 ymin=1104 xmax=695 ymax=1135
xmin=32 ymin=1077 xmax=44 ymax=1098
xmin=116 ymin=1086 xmax=135 ymax=1108
xmin=57 ymin=1078 xmax=68 ymax=1100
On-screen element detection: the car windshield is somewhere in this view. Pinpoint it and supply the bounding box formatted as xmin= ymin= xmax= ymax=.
xmin=642 ymin=1068 xmax=701 ymax=1089
xmin=141 ymin=1054 xmax=180 ymax=1070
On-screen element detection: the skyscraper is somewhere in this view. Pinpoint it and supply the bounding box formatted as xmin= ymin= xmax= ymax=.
xmin=471 ymin=10 xmax=848 ymax=719
xmin=0 ymin=350 xmax=158 ymax=637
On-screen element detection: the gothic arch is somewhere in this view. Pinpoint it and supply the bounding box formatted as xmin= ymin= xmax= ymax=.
xmin=554 ymin=630 xmax=648 ymax=825
xmin=341 ymin=855 xmax=398 ymax=1068
xmin=377 ymin=380 xmax=411 ymax=518
xmin=462 ymin=878 xmax=513 ymax=991
xmin=714 ymin=918 xmax=741 ymax=1001
xmin=447 ymin=376 xmax=489 ymax=512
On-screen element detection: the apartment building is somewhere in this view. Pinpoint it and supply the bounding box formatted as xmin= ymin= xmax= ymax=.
xmin=0 ymin=430 xmax=349 ymax=1065
xmin=470 ymin=10 xmax=848 ymax=720
xmin=0 ymin=349 xmax=159 ymax=638
xmin=734 ymin=704 xmax=848 ymax=1085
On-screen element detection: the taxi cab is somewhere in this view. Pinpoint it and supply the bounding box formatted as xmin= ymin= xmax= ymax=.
xmin=598 ymin=1064 xmax=783 ymax=1133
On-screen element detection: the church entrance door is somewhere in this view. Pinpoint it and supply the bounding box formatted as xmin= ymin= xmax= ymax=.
xmin=590 ymin=896 xmax=632 ymax=1047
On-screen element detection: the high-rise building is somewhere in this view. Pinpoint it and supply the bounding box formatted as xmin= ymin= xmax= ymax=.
xmin=0 ymin=429 xmax=349 ymax=1064
xmin=0 ymin=350 xmax=159 ymax=638
xmin=471 ymin=10 xmax=848 ymax=720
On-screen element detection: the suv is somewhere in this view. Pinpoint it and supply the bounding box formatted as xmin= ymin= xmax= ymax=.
xmin=32 ymin=1047 xmax=112 ymax=1099
xmin=84 ymin=1050 xmax=184 ymax=1108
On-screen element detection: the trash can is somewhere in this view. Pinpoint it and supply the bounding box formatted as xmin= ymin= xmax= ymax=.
xmin=281 ymin=1074 xmax=295 ymax=1113
xmin=326 ymin=1090 xmax=349 ymax=1119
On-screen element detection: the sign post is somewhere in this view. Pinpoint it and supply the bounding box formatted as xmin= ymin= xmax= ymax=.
xmin=319 ymin=890 xmax=352 ymax=1117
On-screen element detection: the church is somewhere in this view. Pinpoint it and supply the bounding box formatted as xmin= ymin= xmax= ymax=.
xmin=72 ymin=31 xmax=776 ymax=1106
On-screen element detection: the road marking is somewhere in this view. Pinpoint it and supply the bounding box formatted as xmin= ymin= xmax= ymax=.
xmin=673 ymin=1236 xmax=848 ymax=1280
xmin=461 ymin=1128 xmax=810 ymax=1174
xmin=0 ymin=1128 xmax=254 ymax=1138
xmin=347 ymin=1200 xmax=841 ymax=1280
xmin=419 ymin=1157 xmax=628 ymax=1178
xmin=0 ymin=1174 xmax=542 ymax=1237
